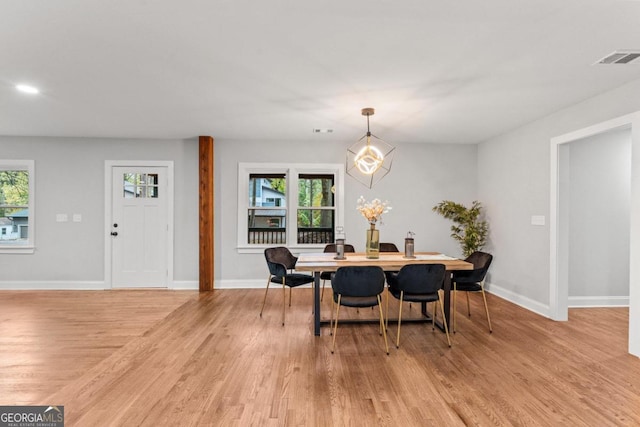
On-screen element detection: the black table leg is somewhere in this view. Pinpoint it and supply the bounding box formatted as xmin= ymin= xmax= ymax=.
xmin=442 ymin=271 xmax=452 ymax=329
xmin=314 ymin=271 xmax=321 ymax=336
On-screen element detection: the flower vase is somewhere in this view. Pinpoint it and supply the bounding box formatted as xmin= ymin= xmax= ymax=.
xmin=366 ymin=223 xmax=380 ymax=259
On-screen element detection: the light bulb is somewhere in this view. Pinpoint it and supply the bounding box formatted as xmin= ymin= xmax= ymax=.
xmin=354 ymin=143 xmax=384 ymax=175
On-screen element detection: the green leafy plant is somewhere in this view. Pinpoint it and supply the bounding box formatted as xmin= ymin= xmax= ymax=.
xmin=432 ymin=200 xmax=488 ymax=257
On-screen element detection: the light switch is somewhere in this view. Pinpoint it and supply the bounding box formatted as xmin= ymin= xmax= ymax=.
xmin=56 ymin=214 xmax=68 ymax=222
xmin=531 ymin=215 xmax=545 ymax=226
xmin=73 ymin=214 xmax=82 ymax=222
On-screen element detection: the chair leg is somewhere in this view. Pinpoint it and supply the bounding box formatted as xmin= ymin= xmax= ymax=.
xmin=438 ymin=290 xmax=452 ymax=347
xmin=385 ymin=287 xmax=389 ymax=331
xmin=282 ymin=282 xmax=286 ymax=326
xmin=321 ymin=279 xmax=326 ymax=301
xmin=432 ymin=298 xmax=436 ymax=330
xmin=289 ymin=286 xmax=293 ymax=307
xmin=480 ymin=282 xmax=493 ymax=333
xmin=329 ymin=294 xmax=334 ymax=334
xmin=331 ymin=295 xmax=341 ymax=353
xmin=377 ymin=295 xmax=389 ymax=355
xmin=260 ymin=276 xmax=271 ymax=317
xmin=396 ymin=292 xmax=404 ymax=348
xmin=466 ymin=292 xmax=471 ymax=317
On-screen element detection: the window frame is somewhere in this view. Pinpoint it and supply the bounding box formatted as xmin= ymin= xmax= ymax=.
xmin=237 ymin=163 xmax=344 ymax=253
xmin=0 ymin=159 xmax=35 ymax=254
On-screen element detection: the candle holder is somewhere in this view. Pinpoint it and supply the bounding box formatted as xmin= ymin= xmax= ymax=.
xmin=334 ymin=226 xmax=346 ymax=260
xmin=404 ymin=231 xmax=415 ymax=259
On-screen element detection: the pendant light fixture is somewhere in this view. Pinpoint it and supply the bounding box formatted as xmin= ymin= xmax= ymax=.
xmin=346 ymin=108 xmax=395 ymax=188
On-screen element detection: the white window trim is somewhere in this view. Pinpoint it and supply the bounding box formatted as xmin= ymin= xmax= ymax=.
xmin=237 ymin=162 xmax=345 ymax=254
xmin=0 ymin=159 xmax=35 ymax=254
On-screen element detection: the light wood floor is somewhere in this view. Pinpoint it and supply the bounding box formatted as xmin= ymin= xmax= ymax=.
xmin=1 ymin=288 xmax=638 ymax=426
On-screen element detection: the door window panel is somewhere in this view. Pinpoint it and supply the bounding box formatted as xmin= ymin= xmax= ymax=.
xmin=123 ymin=173 xmax=159 ymax=198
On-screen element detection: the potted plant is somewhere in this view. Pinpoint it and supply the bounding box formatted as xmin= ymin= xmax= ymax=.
xmin=432 ymin=200 xmax=488 ymax=257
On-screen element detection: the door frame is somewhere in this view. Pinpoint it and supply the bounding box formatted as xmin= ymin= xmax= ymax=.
xmin=104 ymin=160 xmax=175 ymax=289
xmin=550 ymin=112 xmax=640 ymax=357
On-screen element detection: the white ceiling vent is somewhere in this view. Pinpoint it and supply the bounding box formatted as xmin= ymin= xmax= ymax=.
xmin=596 ymin=50 xmax=640 ymax=65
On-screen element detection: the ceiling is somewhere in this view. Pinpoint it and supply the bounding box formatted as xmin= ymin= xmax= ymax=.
xmin=2 ymin=0 xmax=640 ymax=144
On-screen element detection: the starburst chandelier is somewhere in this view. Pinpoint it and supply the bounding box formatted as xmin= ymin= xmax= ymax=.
xmin=346 ymin=108 xmax=395 ymax=188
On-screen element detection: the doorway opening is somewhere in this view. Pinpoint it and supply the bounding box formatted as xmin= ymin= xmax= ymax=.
xmin=561 ymin=128 xmax=630 ymax=307
xmin=550 ymin=112 xmax=640 ymax=357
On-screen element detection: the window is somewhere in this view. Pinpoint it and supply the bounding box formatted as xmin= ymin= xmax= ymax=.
xmin=248 ymin=173 xmax=287 ymax=244
xmin=123 ymin=173 xmax=159 ymax=198
xmin=238 ymin=163 xmax=344 ymax=252
xmin=0 ymin=160 xmax=35 ymax=253
xmin=297 ymin=174 xmax=335 ymax=244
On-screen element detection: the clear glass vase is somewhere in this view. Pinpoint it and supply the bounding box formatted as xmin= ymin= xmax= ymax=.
xmin=366 ymin=223 xmax=380 ymax=259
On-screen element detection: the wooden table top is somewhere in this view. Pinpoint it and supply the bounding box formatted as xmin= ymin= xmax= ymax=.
xmin=296 ymin=251 xmax=473 ymax=272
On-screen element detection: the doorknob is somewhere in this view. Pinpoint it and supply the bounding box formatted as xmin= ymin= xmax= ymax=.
xmin=111 ymin=231 xmax=118 ymax=236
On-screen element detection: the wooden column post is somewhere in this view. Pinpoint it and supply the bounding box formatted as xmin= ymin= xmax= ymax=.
xmin=199 ymin=136 xmax=214 ymax=291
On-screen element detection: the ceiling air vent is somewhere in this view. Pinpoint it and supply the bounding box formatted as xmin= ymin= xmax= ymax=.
xmin=596 ymin=50 xmax=640 ymax=65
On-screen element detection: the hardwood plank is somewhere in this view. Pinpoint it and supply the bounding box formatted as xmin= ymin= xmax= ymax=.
xmin=0 ymin=290 xmax=195 ymax=405
xmin=0 ymin=289 xmax=638 ymax=426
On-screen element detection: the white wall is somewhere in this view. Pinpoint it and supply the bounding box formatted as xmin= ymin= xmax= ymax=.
xmin=478 ymin=78 xmax=640 ymax=356
xmin=566 ymin=128 xmax=630 ymax=302
xmin=1 ymin=135 xmax=477 ymax=289
xmin=0 ymin=136 xmax=199 ymax=288
xmin=214 ymin=139 xmax=478 ymax=285
xmin=478 ymin=78 xmax=640 ymax=311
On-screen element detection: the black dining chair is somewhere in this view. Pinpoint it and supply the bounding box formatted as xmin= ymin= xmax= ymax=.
xmin=379 ymin=242 xmax=399 ymax=253
xmin=320 ymin=243 xmax=356 ymax=301
xmin=380 ymin=242 xmax=400 ymax=285
xmin=386 ymin=263 xmax=451 ymax=348
xmin=330 ymin=266 xmax=389 ymax=355
xmin=452 ymin=251 xmax=493 ymax=333
xmin=260 ymin=247 xmax=315 ymax=326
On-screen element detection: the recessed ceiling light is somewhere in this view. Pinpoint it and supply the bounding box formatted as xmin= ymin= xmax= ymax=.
xmin=16 ymin=84 xmax=39 ymax=94
xmin=313 ymin=128 xmax=333 ymax=133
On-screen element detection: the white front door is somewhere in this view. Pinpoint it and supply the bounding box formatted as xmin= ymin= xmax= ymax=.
xmin=110 ymin=166 xmax=169 ymax=287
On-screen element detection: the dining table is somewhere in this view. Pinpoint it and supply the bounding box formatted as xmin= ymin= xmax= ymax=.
xmin=296 ymin=251 xmax=474 ymax=336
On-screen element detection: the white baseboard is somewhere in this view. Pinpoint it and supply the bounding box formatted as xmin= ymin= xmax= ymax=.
xmin=0 ymin=279 xmax=273 ymax=291
xmin=170 ymin=281 xmax=199 ymax=290
xmin=0 ymin=280 xmax=201 ymax=291
xmin=485 ymin=283 xmax=629 ymax=316
xmin=568 ymin=295 xmax=629 ymax=308
xmin=485 ymin=282 xmax=552 ymax=318
xmin=0 ymin=281 xmax=106 ymax=290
